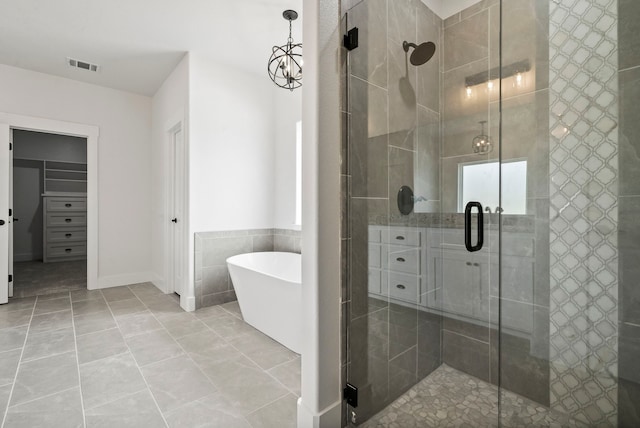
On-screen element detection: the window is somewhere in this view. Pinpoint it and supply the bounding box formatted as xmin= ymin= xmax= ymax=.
xmin=295 ymin=121 xmax=302 ymax=226
xmin=459 ymin=159 xmax=527 ymax=215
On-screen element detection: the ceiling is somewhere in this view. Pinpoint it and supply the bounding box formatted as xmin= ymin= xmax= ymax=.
xmin=421 ymin=0 xmax=483 ymax=19
xmin=0 ymin=0 xmax=303 ymax=96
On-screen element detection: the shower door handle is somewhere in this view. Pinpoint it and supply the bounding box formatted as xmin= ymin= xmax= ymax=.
xmin=464 ymin=201 xmax=483 ymax=252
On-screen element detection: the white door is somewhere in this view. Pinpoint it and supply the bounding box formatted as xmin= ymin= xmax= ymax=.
xmin=170 ymin=127 xmax=185 ymax=296
xmin=0 ymin=124 xmax=10 ymax=304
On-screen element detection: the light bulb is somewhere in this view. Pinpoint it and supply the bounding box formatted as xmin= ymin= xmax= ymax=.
xmin=516 ymin=72 xmax=523 ymax=87
xmin=466 ymin=86 xmax=472 ymax=98
xmin=487 ymin=81 xmax=494 ymax=90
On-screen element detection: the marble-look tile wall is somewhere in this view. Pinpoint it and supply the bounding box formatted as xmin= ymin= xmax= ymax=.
xmin=617 ymin=0 xmax=640 ymax=425
xmin=194 ymin=229 xmax=301 ymax=309
xmin=548 ymin=1 xmax=620 ymax=425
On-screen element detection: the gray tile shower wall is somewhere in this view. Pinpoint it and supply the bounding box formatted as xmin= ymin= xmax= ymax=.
xmin=440 ymin=0 xmax=551 ymax=408
xmin=618 ymin=0 xmax=640 ymax=425
xmin=194 ymin=229 xmax=301 ymax=309
xmin=343 ymin=0 xmax=443 ymax=423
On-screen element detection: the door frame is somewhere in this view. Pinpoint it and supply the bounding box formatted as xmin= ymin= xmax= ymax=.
xmin=0 ymin=112 xmax=99 ymax=290
xmin=163 ymin=115 xmax=190 ymax=309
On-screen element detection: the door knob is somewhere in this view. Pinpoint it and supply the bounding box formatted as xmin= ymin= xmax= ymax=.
xmin=171 ymin=218 xmax=178 ymax=223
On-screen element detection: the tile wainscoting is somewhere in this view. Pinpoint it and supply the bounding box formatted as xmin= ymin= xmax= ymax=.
xmin=194 ymin=229 xmax=301 ymax=309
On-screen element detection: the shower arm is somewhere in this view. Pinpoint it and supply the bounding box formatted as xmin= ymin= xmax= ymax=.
xmin=403 ymin=41 xmax=418 ymax=52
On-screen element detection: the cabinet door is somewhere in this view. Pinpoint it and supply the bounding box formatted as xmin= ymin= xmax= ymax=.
xmin=438 ymin=249 xmax=480 ymax=319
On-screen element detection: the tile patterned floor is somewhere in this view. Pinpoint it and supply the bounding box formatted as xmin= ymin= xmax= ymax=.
xmin=361 ymin=365 xmax=582 ymax=428
xmin=0 ymin=283 xmax=300 ymax=428
xmin=13 ymin=261 xmax=87 ymax=298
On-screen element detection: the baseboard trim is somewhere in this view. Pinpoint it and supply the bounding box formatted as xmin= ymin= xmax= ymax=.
xmin=297 ymin=398 xmax=342 ymax=428
xmin=180 ymin=295 xmax=196 ymax=312
xmin=96 ymin=272 xmax=153 ymax=289
xmin=151 ymin=274 xmax=166 ymax=293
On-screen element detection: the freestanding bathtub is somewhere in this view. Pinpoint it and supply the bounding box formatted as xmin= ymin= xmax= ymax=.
xmin=226 ymin=252 xmax=302 ymax=354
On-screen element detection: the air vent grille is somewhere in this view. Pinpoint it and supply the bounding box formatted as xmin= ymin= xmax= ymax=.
xmin=67 ymin=57 xmax=99 ymax=72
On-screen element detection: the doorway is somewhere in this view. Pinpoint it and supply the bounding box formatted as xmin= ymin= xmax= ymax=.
xmin=11 ymin=130 xmax=88 ymax=298
xmin=0 ymin=113 xmax=99 ymax=305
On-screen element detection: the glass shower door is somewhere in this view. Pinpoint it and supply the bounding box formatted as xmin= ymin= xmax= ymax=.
xmin=343 ymin=0 xmax=501 ymax=425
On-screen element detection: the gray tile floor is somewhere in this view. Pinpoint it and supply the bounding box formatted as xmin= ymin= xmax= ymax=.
xmin=361 ymin=365 xmax=582 ymax=428
xmin=0 ymin=283 xmax=300 ymax=428
xmin=13 ymin=261 xmax=87 ymax=298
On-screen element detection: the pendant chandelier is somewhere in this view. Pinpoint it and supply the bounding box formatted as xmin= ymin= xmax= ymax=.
xmin=268 ymin=10 xmax=302 ymax=91
xmin=472 ymin=120 xmax=493 ymax=154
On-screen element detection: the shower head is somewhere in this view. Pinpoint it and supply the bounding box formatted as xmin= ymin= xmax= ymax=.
xmin=402 ymin=41 xmax=436 ymax=66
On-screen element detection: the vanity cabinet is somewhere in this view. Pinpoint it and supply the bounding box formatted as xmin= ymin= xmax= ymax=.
xmin=367 ymin=225 xmax=536 ymax=336
xmin=43 ymin=195 xmax=87 ymax=262
xmin=368 ymin=226 xmax=429 ymax=307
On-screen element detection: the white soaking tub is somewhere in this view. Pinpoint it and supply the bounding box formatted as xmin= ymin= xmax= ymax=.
xmin=226 ymin=252 xmax=301 ymax=354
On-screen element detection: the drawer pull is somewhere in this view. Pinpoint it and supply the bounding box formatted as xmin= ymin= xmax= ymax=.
xmin=65 ymin=233 xmax=72 ymax=238
xmin=65 ymin=248 xmax=72 ymax=253
xmin=396 ymin=257 xmax=405 ymax=262
xmin=65 ymin=203 xmax=72 ymax=207
xmin=395 ymin=236 xmax=405 ymax=240
xmin=65 ymin=218 xmax=72 ymax=223
xmin=396 ymin=284 xmax=406 ymax=290
xmin=466 ymin=262 xmax=472 ymax=266
xmin=474 ymin=262 xmax=479 ymax=267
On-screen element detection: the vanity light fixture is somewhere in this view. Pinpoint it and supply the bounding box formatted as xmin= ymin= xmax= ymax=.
xmin=268 ymin=10 xmax=303 ymax=91
xmin=464 ymin=59 xmax=530 ymax=95
xmin=472 ymin=121 xmax=493 ymax=154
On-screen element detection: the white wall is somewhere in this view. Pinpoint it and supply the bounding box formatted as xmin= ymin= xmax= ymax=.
xmin=150 ymin=54 xmax=190 ymax=295
xmin=274 ymin=88 xmax=302 ymax=230
xmin=150 ymin=54 xmax=300 ymax=311
xmin=0 ymin=64 xmax=153 ymax=286
xmin=188 ymin=54 xmax=276 ymax=234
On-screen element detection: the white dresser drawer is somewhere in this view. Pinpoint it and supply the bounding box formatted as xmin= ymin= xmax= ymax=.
xmin=47 ymin=228 xmax=87 ymax=243
xmin=383 ymin=228 xmax=421 ymax=247
xmin=388 ymin=271 xmax=419 ymax=303
xmin=388 ymin=246 xmax=421 ymax=275
xmin=46 ymin=242 xmax=87 ymax=259
xmin=47 ymin=197 xmax=87 ymax=212
xmin=46 ymin=213 xmax=87 ymax=227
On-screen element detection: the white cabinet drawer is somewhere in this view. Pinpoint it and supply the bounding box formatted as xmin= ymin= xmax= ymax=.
xmin=46 ymin=242 xmax=87 ymax=258
xmin=383 ymin=228 xmax=421 ymax=247
xmin=368 ymin=244 xmax=382 ymax=268
xmin=47 ymin=197 xmax=87 ymax=212
xmin=388 ymin=246 xmax=421 ymax=275
xmin=47 ymin=228 xmax=86 ymax=243
xmin=388 ymin=272 xmax=419 ymax=303
xmin=46 ymin=213 xmax=87 ymax=227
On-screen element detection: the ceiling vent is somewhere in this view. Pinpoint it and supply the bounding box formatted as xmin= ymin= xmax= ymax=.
xmin=66 ymin=57 xmax=99 ymax=72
